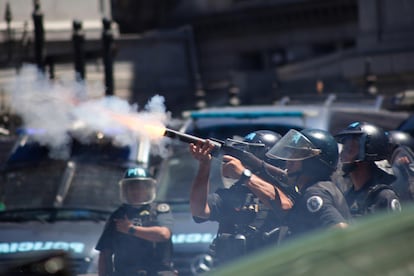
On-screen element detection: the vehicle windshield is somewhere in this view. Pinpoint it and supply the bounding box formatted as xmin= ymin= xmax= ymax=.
xmin=0 ymin=161 xmax=124 ymax=213
xmin=0 ymin=136 xmax=130 ymax=215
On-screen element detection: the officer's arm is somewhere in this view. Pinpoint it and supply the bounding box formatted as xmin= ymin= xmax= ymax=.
xmin=189 ymin=141 xmax=214 ymax=219
xmin=98 ymin=250 xmax=113 ymax=276
xmin=115 ymin=215 xmax=171 ymax=242
xmin=128 ymin=226 xmax=172 ymax=242
xmin=247 ymin=174 xmax=293 ymax=210
xmin=222 ymin=155 xmax=293 ymax=210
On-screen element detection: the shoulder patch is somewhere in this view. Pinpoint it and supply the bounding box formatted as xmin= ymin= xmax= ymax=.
xmin=156 ymin=203 xmax=170 ymax=213
xmin=390 ymin=199 xmax=402 ymax=212
xmin=306 ymin=196 xmax=324 ymax=213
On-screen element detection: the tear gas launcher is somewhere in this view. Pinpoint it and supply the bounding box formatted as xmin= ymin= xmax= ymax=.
xmin=163 ymin=128 xmax=263 ymax=166
xmin=163 ymin=128 xmax=298 ymax=200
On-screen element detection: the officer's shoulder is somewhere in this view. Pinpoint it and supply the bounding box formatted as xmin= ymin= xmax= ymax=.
xmin=153 ymin=202 xmax=171 ymax=213
xmin=375 ymin=185 xmax=399 ymax=198
xmin=305 ymin=181 xmax=333 ymax=193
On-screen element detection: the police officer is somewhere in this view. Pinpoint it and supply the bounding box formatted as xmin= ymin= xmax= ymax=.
xmin=386 ymin=130 xmax=414 ymax=202
xmin=265 ymin=128 xmax=351 ymax=239
xmin=189 ymin=130 xmax=293 ymax=267
xmin=334 ymin=122 xmax=402 ymax=218
xmin=95 ymin=167 xmax=175 ymax=276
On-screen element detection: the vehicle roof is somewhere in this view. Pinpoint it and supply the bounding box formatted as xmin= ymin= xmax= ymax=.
xmin=180 ymin=101 xmax=410 ymax=137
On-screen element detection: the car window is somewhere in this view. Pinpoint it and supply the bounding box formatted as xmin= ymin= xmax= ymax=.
xmin=0 ymin=161 xmax=123 ymax=212
xmin=0 ymin=135 xmax=130 ymax=213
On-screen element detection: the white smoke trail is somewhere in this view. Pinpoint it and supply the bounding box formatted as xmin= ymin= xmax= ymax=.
xmin=5 ymin=64 xmax=171 ymax=159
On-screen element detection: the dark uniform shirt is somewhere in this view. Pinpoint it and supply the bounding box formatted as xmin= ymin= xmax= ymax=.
xmin=345 ymin=165 xmax=401 ymax=218
xmin=284 ymin=181 xmax=352 ymax=239
xmin=387 ymin=145 xmax=414 ymax=203
xmin=95 ymin=203 xmax=174 ymax=276
xmin=193 ymin=184 xmax=282 ymax=265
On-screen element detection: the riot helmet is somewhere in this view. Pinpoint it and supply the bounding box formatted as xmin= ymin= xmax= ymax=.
xmin=242 ymin=130 xmax=282 ymax=160
xmin=266 ymin=128 xmax=338 ymax=180
xmin=221 ymin=130 xmax=282 ymax=188
xmin=387 ymin=130 xmax=414 ymax=152
xmin=335 ymin=122 xmax=389 ymax=162
xmin=119 ymin=167 xmax=156 ymax=206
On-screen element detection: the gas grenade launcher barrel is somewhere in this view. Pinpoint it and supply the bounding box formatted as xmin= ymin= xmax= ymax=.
xmin=163 ymin=128 xmax=223 ymax=155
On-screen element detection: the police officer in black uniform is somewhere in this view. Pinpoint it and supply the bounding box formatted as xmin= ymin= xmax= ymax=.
xmin=334 ymin=122 xmax=402 ymax=218
xmin=386 ymin=130 xmax=414 ymax=203
xmin=95 ymin=167 xmax=175 ymax=276
xmin=189 ymin=130 xmax=293 ymax=267
xmin=265 ymin=128 xmax=351 ymax=239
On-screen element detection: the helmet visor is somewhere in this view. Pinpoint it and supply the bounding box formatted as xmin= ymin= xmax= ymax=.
xmin=119 ymin=178 xmax=156 ymax=205
xmin=225 ymin=138 xmax=265 ymax=153
xmin=266 ymin=129 xmax=321 ymax=161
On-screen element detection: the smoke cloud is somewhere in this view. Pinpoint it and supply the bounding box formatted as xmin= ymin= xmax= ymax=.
xmin=5 ymin=64 xmax=171 ymax=159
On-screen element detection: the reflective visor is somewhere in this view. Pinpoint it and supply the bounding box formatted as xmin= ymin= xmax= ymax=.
xmin=225 ymin=138 xmax=266 ymax=152
xmin=266 ymin=129 xmax=321 ymax=161
xmin=120 ymin=178 xmax=156 ymax=205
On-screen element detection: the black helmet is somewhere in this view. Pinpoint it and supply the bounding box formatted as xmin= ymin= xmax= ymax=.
xmin=387 ymin=130 xmax=414 ymax=151
xmin=335 ymin=122 xmax=389 ymax=162
xmin=119 ymin=167 xmax=156 ymax=206
xmin=266 ymin=128 xmax=338 ymax=179
xmin=243 ymin=130 xmax=282 ymax=159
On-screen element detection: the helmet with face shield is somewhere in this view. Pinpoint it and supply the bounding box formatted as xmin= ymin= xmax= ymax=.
xmin=119 ymin=167 xmax=156 ymax=206
xmin=335 ymin=122 xmax=389 ymax=162
xmin=222 ymin=130 xmax=282 ymax=188
xmin=242 ymin=130 xmax=282 ymax=160
xmin=266 ymin=128 xmax=338 ymax=180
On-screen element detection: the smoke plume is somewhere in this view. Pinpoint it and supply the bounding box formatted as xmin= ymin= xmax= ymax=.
xmin=6 ymin=64 xmax=171 ymax=159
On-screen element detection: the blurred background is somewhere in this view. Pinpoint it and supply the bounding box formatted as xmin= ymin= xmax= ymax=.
xmin=1 ymin=0 xmax=414 ymax=119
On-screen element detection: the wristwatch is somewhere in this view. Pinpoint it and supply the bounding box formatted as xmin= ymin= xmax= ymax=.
xmin=239 ymin=168 xmax=252 ymax=183
xmin=128 ymin=226 xmax=136 ymax=235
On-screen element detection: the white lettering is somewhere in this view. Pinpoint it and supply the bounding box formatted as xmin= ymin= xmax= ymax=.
xmin=18 ymin=242 xmax=33 ymax=252
xmin=0 ymin=244 xmax=9 ymax=253
xmin=10 ymin=243 xmax=18 ymax=253
xmin=172 ymin=233 xmax=214 ymax=244
xmin=69 ymin=242 xmax=84 ymax=254
xmin=0 ymin=242 xmax=85 ymax=254
xmin=52 ymin=242 xmax=69 ymax=251
xmin=33 ymin=241 xmax=52 ymax=251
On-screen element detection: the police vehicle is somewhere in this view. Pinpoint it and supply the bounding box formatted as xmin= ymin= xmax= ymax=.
xmin=0 ymin=129 xmax=140 ymax=275
xmin=155 ymin=94 xmax=410 ymax=275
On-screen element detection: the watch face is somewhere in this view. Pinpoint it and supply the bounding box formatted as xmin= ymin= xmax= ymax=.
xmin=244 ymin=169 xmax=252 ymax=178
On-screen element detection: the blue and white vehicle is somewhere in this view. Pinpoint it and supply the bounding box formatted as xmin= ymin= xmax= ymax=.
xmin=0 ymin=130 xmax=134 ymax=275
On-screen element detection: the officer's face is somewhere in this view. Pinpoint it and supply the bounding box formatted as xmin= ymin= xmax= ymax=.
xmin=125 ymin=182 xmax=155 ymax=205
xmin=340 ymin=136 xmax=359 ymax=163
xmin=286 ymin=160 xmax=302 ymax=183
